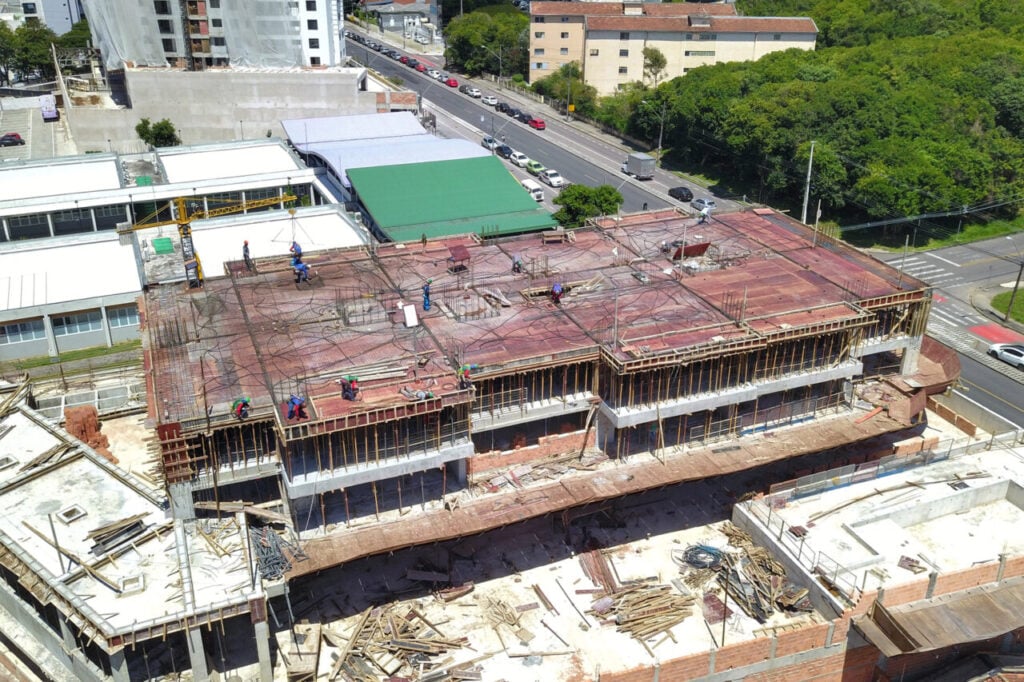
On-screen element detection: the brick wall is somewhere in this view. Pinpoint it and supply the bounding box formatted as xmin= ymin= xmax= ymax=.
xmin=931 ymin=562 xmax=1000 ymax=597
xmin=467 ymin=430 xmax=594 ymax=477
xmin=878 ymin=580 xmax=928 ymax=607
xmin=714 ymin=635 xmax=773 ymax=672
xmin=774 ymin=622 xmax=830 ymax=657
xmin=1004 ymin=555 xmax=1024 ymax=579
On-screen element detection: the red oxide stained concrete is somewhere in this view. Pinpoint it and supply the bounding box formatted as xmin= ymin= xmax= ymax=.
xmin=289 ymin=407 xmax=916 ymax=578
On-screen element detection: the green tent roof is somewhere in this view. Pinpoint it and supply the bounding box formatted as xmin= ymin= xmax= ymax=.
xmin=348 ymin=156 xmax=557 ymax=241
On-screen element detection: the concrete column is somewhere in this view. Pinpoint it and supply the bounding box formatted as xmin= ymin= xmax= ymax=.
xmin=58 ymin=618 xmax=77 ymax=651
xmin=168 ymin=481 xmax=196 ymax=520
xmin=185 ymin=626 xmax=209 ymax=681
xmin=99 ymin=305 xmax=113 ymax=347
xmin=925 ymin=571 xmax=938 ymax=599
xmin=453 ymin=458 xmax=467 ymax=484
xmin=108 ymin=649 xmax=130 ymax=682
xmin=997 ymin=553 xmax=1007 ymax=582
xmin=42 ymin=313 xmax=58 ymax=357
xmin=254 ymin=617 xmax=273 ymax=681
xmin=900 ymin=338 xmax=922 ymax=376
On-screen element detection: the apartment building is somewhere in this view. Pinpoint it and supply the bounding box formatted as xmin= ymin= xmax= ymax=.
xmin=529 ymin=1 xmax=817 ymax=95
xmin=82 ymin=0 xmax=343 ymax=71
xmin=18 ymin=0 xmax=84 ymax=34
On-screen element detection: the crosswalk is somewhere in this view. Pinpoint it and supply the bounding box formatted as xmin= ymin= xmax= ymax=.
xmin=889 ymin=255 xmax=963 ymax=287
xmin=928 ymin=305 xmax=986 ymax=329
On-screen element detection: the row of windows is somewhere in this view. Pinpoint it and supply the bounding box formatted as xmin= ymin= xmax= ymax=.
xmin=533 ymin=48 xmax=569 ymax=56
xmin=533 ymin=17 xmax=570 ymax=23
xmin=534 ymin=31 xmax=570 ymax=39
xmin=685 ymin=50 xmax=715 ymax=57
xmin=0 ymin=307 xmax=138 ymax=345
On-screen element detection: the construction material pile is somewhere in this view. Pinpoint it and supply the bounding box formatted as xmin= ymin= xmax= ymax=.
xmin=590 ymin=584 xmax=696 ymax=654
xmin=323 ymin=604 xmax=472 ymax=682
xmin=250 ymin=527 xmax=306 ymax=581
xmin=714 ymin=523 xmax=812 ymax=622
xmin=476 ymin=450 xmax=609 ymax=493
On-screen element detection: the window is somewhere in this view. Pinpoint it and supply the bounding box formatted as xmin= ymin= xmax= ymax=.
xmin=52 ymin=311 xmax=102 ymax=337
xmin=532 ymin=62 xmax=547 ymax=70
xmin=212 ymin=36 xmax=226 ymax=46
xmin=534 ymin=16 xmax=544 ymax=23
xmin=560 ymin=47 xmax=568 ymax=55
xmin=212 ymin=18 xmax=222 ymax=27
xmin=589 ymin=48 xmax=599 ymax=56
xmin=685 ymin=50 xmax=715 ymax=57
xmin=8 ymin=214 xmax=50 ymax=239
xmin=158 ymin=19 xmax=173 ymax=34
xmin=560 ymin=32 xmax=568 ymax=38
xmin=773 ymin=33 xmax=782 ymax=40
xmin=162 ymin=38 xmax=176 ymax=52
xmin=108 ymin=306 xmax=139 ymax=329
xmin=534 ymin=31 xmax=544 ymax=38
xmin=698 ymin=33 xmax=716 ymax=40
xmin=684 ymin=33 xmax=693 ymax=41
xmin=619 ymin=49 xmax=628 ymax=57
xmin=310 ymin=56 xmax=321 ymax=65
xmin=153 ymin=0 xmax=170 ymax=14
xmin=209 ymin=0 xmax=220 ymax=7
xmin=619 ymin=31 xmax=629 ymax=40
xmin=22 ymin=2 xmax=37 ymax=12
xmin=560 ymin=17 xmax=568 ymax=22
xmin=0 ymin=320 xmax=45 ymax=345
xmin=534 ymin=48 xmax=544 ymax=55
xmin=308 ymin=19 xmax=318 ymax=30
xmin=305 ymin=0 xmax=316 ymax=9
xmin=618 ymin=66 xmax=627 ymax=74
xmin=309 ymin=38 xmax=319 ymax=49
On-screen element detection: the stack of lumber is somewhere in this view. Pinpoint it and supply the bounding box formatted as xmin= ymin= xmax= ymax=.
xmin=589 ymin=584 xmax=695 ymax=652
xmin=325 ymin=604 xmax=472 ymax=681
xmin=716 ymin=523 xmax=811 ymax=621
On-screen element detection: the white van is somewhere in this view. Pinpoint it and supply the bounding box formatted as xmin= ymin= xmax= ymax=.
xmin=521 ymin=178 xmax=543 ymax=202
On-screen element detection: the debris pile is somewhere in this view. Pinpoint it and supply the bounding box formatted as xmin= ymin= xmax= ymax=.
xmin=476 ymin=450 xmax=608 ymax=493
xmin=715 ymin=524 xmax=811 ymax=622
xmin=250 ymin=527 xmax=306 ymax=580
xmin=323 ymin=604 xmax=474 ymax=681
xmin=590 ymin=584 xmax=696 ymax=654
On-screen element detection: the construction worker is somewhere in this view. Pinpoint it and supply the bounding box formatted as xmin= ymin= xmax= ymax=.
xmin=422 ymin=279 xmax=432 ymax=311
xmin=243 ymin=240 xmax=253 ymax=271
xmin=551 ymin=282 xmax=564 ymax=305
xmin=458 ymin=363 xmax=479 ymax=390
xmin=339 ymin=376 xmax=359 ymax=401
xmin=511 ymin=255 xmax=523 ymax=274
xmin=698 ymin=206 xmax=711 ymax=224
xmin=287 ymin=394 xmax=307 ymax=420
xmin=293 ymin=260 xmax=311 ymax=285
xmin=290 ymin=241 xmax=302 ymax=259
xmin=232 ymin=396 xmax=251 ymax=419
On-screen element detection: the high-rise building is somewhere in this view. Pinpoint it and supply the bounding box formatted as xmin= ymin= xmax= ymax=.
xmin=83 ymin=0 xmax=343 ymax=71
xmin=19 ymin=0 xmax=84 ymax=35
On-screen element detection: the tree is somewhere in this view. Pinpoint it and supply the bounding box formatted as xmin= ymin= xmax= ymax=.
xmin=13 ymin=23 xmax=60 ymax=79
xmin=530 ymin=62 xmax=598 ymax=117
xmin=642 ymin=46 xmax=667 ymax=88
xmin=136 ymin=118 xmax=182 ymax=147
xmin=443 ymin=10 xmax=528 ymax=78
xmin=0 ymin=23 xmax=16 ymax=86
xmin=553 ymin=184 xmax=623 ymax=227
xmin=58 ymin=19 xmax=92 ymax=49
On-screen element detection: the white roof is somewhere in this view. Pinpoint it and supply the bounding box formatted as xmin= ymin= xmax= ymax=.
xmin=309 ymin=136 xmax=491 ymax=187
xmin=0 ymin=155 xmax=122 ymax=201
xmin=282 ymin=111 xmax=425 ymax=145
xmin=159 ymin=142 xmax=304 ymax=183
xmin=0 ymin=234 xmax=141 ymax=312
xmin=138 ymin=206 xmax=369 ymax=285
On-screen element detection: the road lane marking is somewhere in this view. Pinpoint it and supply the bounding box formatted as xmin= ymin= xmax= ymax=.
xmin=928 ymin=252 xmax=961 ymax=267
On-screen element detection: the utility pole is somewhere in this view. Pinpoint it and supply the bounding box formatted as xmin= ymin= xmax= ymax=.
xmin=801 ymin=140 xmax=815 ymax=225
xmin=1006 ymin=260 xmax=1024 ymax=323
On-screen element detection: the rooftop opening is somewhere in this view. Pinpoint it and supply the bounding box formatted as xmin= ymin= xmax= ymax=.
xmin=58 ymin=505 xmax=87 ymax=524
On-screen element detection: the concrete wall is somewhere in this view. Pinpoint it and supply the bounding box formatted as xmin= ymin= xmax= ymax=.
xmin=68 ymin=70 xmax=383 ymax=152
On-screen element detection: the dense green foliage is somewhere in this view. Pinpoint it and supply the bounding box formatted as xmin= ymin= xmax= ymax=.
xmin=0 ymin=19 xmax=91 ymax=85
xmin=58 ymin=19 xmax=92 ymax=49
xmin=530 ymin=62 xmax=598 ymax=118
xmin=136 ymin=118 xmax=182 ymax=147
xmin=992 ymin=289 xmax=1024 ymax=325
xmin=553 ymin=184 xmax=623 ymax=227
xmin=443 ymin=9 xmax=528 ymax=78
xmin=587 ymin=0 xmax=1024 ymax=229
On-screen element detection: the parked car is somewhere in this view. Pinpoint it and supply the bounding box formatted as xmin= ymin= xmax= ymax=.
xmin=415 ymin=63 xmax=427 ymax=72
xmin=525 ymin=160 xmax=545 ymax=176
xmin=496 ymin=102 xmax=511 ymax=114
xmin=406 ymin=59 xmax=420 ymax=69
xmin=668 ymin=186 xmax=694 ymax=202
xmin=399 ymin=55 xmax=409 ymax=64
xmin=515 ymin=110 xmax=532 ymax=123
xmin=458 ymin=84 xmax=471 ymax=94
xmin=509 ymin=151 xmax=530 ymax=167
xmin=539 ymin=169 xmax=564 ymax=187
xmin=481 ymin=135 xmax=499 ymax=151
xmin=438 ymin=72 xmax=450 ymax=81
xmin=427 ymin=69 xmax=441 ymax=79
xmin=495 ymin=144 xmax=514 ymax=159
xmin=527 ymin=117 xmax=546 ymax=130
xmin=466 ymin=87 xmax=482 ymax=98
xmin=344 ymin=30 xmax=353 ymax=39
xmin=445 ymin=77 xmax=459 ymax=87
xmin=691 ymin=198 xmax=717 ymax=211
xmin=0 ymin=133 xmax=24 ymax=146
xmin=988 ymin=343 xmax=1024 ymax=369
xmin=507 ymin=107 xmax=522 ymax=119
xmin=481 ymin=94 xmax=498 ymax=106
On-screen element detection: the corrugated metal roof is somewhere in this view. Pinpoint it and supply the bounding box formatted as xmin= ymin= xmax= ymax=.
xmin=348 ymin=156 xmax=556 ymax=241
xmin=306 ymin=136 xmax=491 ymax=188
xmin=281 ymin=111 xmax=425 ymax=145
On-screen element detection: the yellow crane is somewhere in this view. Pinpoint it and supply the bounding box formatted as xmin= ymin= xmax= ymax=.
xmin=119 ymin=194 xmax=297 ymax=288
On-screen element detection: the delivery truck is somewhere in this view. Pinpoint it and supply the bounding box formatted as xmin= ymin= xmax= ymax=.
xmin=620 ymin=152 xmax=655 ymax=180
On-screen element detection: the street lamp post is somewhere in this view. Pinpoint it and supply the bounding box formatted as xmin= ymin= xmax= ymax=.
xmin=477 ymin=43 xmax=503 ymax=89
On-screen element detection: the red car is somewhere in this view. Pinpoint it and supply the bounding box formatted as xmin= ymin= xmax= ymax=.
xmin=415 ymin=63 xmax=427 ymax=72
xmin=399 ymin=55 xmax=409 ymax=64
xmin=445 ymin=77 xmax=458 ymax=87
xmin=528 ymin=117 xmax=546 ymax=130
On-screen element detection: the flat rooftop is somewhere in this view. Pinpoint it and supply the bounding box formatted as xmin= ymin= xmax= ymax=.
xmin=158 ymin=141 xmax=304 ymax=184
xmin=750 ymin=444 xmax=1024 ymax=594
xmin=143 ymin=208 xmax=928 ymax=427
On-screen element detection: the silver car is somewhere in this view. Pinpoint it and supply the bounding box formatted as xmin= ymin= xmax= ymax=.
xmin=988 ymin=343 xmax=1024 ymax=369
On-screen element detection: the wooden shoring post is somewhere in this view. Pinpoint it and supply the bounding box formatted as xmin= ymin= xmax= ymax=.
xmin=328 ymin=433 xmax=334 ymax=471
xmin=373 ymin=425 xmax=380 ymax=466
xmin=340 ymin=431 xmax=348 ymax=469
xmin=397 ymin=478 xmax=404 ymax=515
xmin=441 ymin=463 xmax=447 ymax=500
xmin=319 ymin=493 xmax=326 ymax=529
xmin=314 ymin=434 xmax=322 ymax=473
xmin=371 ymin=480 xmax=380 ymax=521
xmin=343 ymin=488 xmax=350 ymax=527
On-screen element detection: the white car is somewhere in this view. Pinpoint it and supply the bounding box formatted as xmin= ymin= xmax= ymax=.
xmin=466 ymin=87 xmax=482 ymax=98
xmin=508 ymin=151 xmax=530 ymax=167
xmin=988 ymin=343 xmax=1024 ymax=369
xmin=481 ymin=135 xmax=499 ymax=151
xmin=539 ymin=169 xmax=564 ymax=187
xmin=481 ymin=94 xmax=498 ymax=106
xmin=427 ymin=69 xmax=441 ymax=79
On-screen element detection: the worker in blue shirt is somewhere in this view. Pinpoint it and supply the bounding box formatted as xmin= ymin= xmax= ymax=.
xmin=287 ymin=394 xmax=307 ymax=420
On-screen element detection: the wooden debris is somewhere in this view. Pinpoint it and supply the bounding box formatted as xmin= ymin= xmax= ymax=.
xmin=436 ymin=582 xmax=474 ymax=602
xmin=897 ymin=555 xmax=927 ymax=574
xmin=589 ymin=584 xmax=695 ymax=644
